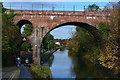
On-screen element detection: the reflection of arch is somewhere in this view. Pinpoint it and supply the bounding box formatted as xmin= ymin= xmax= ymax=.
xmin=17 ymin=20 xmax=32 ymax=28
xmin=42 ymin=22 xmax=104 ymax=50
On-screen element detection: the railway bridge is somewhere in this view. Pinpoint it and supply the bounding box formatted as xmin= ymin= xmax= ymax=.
xmin=6 ymin=9 xmax=110 ymax=65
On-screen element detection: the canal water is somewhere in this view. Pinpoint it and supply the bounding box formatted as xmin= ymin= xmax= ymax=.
xmin=49 ymin=49 xmax=105 ymax=78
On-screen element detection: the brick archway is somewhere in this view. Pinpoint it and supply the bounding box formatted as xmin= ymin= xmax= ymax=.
xmin=17 ymin=20 xmax=33 ymax=28
xmin=42 ymin=22 xmax=103 ymax=49
xmin=18 ymin=41 xmax=33 ymax=64
xmin=12 ymin=10 xmax=109 ymax=65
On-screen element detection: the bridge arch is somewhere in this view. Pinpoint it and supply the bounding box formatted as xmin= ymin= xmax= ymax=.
xmin=16 ymin=20 xmax=32 ymax=28
xmin=16 ymin=41 xmax=33 ymax=63
xmin=42 ymin=22 xmax=104 ymax=49
xmin=16 ymin=19 xmax=34 ymax=49
xmin=17 ymin=40 xmax=33 ymax=52
xmin=16 ymin=20 xmax=33 ymax=35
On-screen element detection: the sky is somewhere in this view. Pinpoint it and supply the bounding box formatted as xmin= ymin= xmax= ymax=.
xmin=50 ymin=25 xmax=76 ymax=39
xmin=20 ymin=25 xmax=76 ymax=39
xmin=2 ymin=0 xmax=119 ymax=11
xmin=20 ymin=25 xmax=25 ymax=34
xmin=3 ymin=2 xmax=116 ymax=11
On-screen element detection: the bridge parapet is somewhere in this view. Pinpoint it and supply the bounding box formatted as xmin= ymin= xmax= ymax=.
xmin=7 ymin=10 xmax=110 ymax=18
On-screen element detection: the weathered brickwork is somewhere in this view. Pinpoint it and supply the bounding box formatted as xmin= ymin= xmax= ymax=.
xmin=11 ymin=10 xmax=110 ymax=64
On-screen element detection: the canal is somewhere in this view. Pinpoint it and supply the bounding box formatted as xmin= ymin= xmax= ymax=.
xmin=49 ymin=49 xmax=106 ymax=78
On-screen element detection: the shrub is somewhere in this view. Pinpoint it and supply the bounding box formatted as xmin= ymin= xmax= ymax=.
xmin=29 ymin=64 xmax=52 ymax=80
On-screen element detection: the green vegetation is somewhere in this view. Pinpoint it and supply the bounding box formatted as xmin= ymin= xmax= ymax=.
xmin=42 ymin=33 xmax=56 ymax=49
xmin=0 ymin=2 xmax=18 ymax=20
xmin=67 ymin=27 xmax=100 ymax=63
xmin=40 ymin=50 xmax=51 ymax=57
xmin=68 ymin=2 xmax=119 ymax=76
xmin=2 ymin=5 xmax=22 ymax=66
xmin=28 ymin=64 xmax=52 ymax=79
xmin=86 ymin=4 xmax=101 ymax=12
xmin=98 ymin=2 xmax=119 ymax=75
xmin=22 ymin=24 xmax=33 ymax=37
xmin=99 ymin=22 xmax=111 ymax=38
xmin=0 ymin=2 xmax=6 ymax=13
xmin=20 ymin=42 xmax=32 ymax=51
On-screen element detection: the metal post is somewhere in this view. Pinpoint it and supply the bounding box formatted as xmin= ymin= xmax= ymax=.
xmin=84 ymin=6 xmax=86 ymax=17
xmin=73 ymin=5 xmax=75 ymax=13
xmin=42 ymin=4 xmax=43 ymax=11
xmin=32 ymin=4 xmax=33 ymax=13
xmin=52 ymin=5 xmax=54 ymax=11
xmin=63 ymin=5 xmax=65 ymax=16
xmin=10 ymin=3 xmax=11 ymax=10
xmin=63 ymin=5 xmax=64 ymax=11
xmin=21 ymin=4 xmax=22 ymax=14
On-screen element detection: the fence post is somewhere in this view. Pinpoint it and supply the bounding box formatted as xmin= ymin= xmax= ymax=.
xmin=32 ymin=4 xmax=33 ymax=13
xmin=42 ymin=4 xmax=44 ymax=14
xmin=84 ymin=6 xmax=86 ymax=17
xmin=73 ymin=5 xmax=75 ymax=13
xmin=10 ymin=3 xmax=11 ymax=10
xmin=42 ymin=4 xmax=44 ymax=11
xmin=52 ymin=4 xmax=54 ymax=12
xmin=21 ymin=4 xmax=22 ymax=14
xmin=63 ymin=5 xmax=64 ymax=11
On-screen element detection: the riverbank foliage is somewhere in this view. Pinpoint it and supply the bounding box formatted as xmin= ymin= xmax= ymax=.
xmin=98 ymin=3 xmax=119 ymax=75
xmin=28 ymin=64 xmax=52 ymax=79
xmin=68 ymin=2 xmax=119 ymax=76
xmin=67 ymin=27 xmax=100 ymax=64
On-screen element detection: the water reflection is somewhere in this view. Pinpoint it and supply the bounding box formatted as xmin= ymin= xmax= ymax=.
xmin=50 ymin=50 xmax=76 ymax=78
xmin=49 ymin=49 xmax=105 ymax=78
xmin=70 ymin=56 xmax=103 ymax=78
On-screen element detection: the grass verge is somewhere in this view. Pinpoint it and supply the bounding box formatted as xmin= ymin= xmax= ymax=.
xmin=27 ymin=64 xmax=52 ymax=80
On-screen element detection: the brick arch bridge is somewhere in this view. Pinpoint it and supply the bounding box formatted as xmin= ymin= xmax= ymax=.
xmin=10 ymin=10 xmax=110 ymax=65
